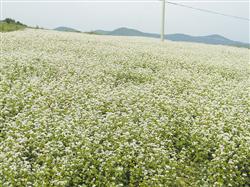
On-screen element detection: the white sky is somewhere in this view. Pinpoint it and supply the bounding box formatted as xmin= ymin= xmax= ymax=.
xmin=1 ymin=0 xmax=250 ymax=43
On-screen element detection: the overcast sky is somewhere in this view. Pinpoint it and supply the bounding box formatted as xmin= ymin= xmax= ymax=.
xmin=2 ymin=0 xmax=250 ymax=43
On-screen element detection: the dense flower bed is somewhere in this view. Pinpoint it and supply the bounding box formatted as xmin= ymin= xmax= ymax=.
xmin=0 ymin=29 xmax=249 ymax=186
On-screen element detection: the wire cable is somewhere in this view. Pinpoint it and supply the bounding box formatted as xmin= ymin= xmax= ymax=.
xmin=166 ymin=1 xmax=250 ymax=21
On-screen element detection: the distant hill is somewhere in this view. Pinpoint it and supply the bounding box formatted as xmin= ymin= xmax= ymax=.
xmin=54 ymin=26 xmax=80 ymax=33
xmin=93 ymin=30 xmax=110 ymax=35
xmin=98 ymin=27 xmax=159 ymax=38
xmin=94 ymin=27 xmax=249 ymax=48
xmin=166 ymin=34 xmax=249 ymax=48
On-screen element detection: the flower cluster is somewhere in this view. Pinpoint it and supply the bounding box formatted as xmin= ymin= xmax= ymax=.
xmin=0 ymin=29 xmax=249 ymax=186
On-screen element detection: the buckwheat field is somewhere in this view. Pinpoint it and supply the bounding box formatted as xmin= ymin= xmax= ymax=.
xmin=0 ymin=29 xmax=249 ymax=186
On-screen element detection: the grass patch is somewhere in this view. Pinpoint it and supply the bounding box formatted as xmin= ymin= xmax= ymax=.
xmin=0 ymin=18 xmax=27 ymax=32
xmin=0 ymin=22 xmax=26 ymax=32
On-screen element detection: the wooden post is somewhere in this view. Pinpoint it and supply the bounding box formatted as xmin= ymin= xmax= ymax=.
xmin=161 ymin=0 xmax=166 ymax=42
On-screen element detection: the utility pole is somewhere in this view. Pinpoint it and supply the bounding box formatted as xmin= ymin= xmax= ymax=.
xmin=161 ymin=0 xmax=166 ymax=42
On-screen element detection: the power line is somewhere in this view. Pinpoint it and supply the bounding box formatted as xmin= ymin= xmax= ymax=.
xmin=166 ymin=1 xmax=250 ymax=21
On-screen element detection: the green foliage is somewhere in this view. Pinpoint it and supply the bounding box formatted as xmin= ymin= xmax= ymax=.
xmin=0 ymin=18 xmax=27 ymax=32
xmin=4 ymin=18 xmax=16 ymax=24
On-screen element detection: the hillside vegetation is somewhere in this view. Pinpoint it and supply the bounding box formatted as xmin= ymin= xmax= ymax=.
xmin=0 ymin=29 xmax=249 ymax=186
xmin=0 ymin=18 xmax=27 ymax=32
